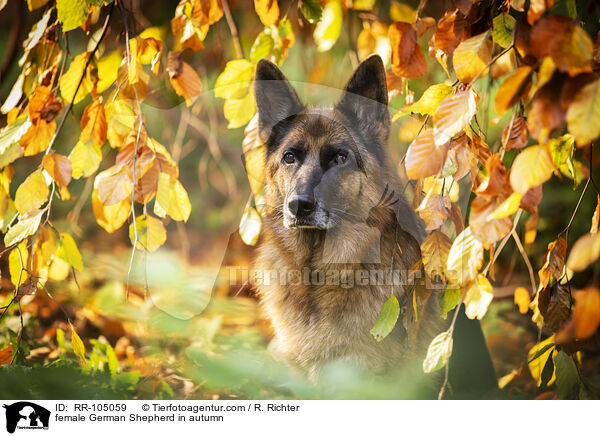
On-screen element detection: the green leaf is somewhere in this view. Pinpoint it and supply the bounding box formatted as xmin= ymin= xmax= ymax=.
xmin=57 ymin=0 xmax=90 ymax=32
xmin=57 ymin=232 xmax=83 ymax=271
xmin=4 ymin=210 xmax=43 ymax=247
xmin=56 ymin=328 xmax=66 ymax=349
xmin=423 ymin=330 xmax=453 ymax=373
xmin=114 ymin=370 xmax=140 ymax=388
xmin=370 ymin=295 xmax=400 ymax=342
xmin=554 ymin=351 xmax=578 ymax=399
xmin=438 ymin=288 xmax=461 ymax=319
xmin=70 ymin=324 xmax=86 ymax=366
xmin=105 ymin=344 xmax=119 ymax=377
xmin=313 ymin=0 xmax=342 ymax=52
xmin=250 ymin=30 xmax=275 ymax=64
xmin=214 ymin=59 xmax=255 ymax=100
xmin=403 ymin=84 xmax=453 ymax=116
xmin=300 ymin=0 xmax=323 ymax=23
xmin=492 ymin=13 xmax=515 ymax=49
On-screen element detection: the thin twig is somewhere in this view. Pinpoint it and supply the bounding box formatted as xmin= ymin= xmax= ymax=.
xmin=222 ymin=0 xmax=244 ymax=59
xmin=438 ymin=290 xmax=466 ymax=400
xmin=511 ymin=229 xmax=536 ymax=295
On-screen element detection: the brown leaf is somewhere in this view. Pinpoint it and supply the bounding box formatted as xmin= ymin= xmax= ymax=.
xmin=527 ymin=77 xmax=565 ymax=140
xmin=417 ymin=192 xmax=450 ymax=231
xmin=80 ymin=100 xmax=107 ymax=147
xmin=449 ymin=202 xmax=464 ymax=234
xmin=538 ymin=282 xmax=571 ymax=332
xmin=433 ymin=9 xmax=466 ymax=57
xmin=386 ymin=68 xmax=404 ymax=101
xmin=405 ymin=128 xmax=448 ymax=179
xmin=519 ymin=185 xmax=542 ymax=213
xmin=550 ymin=24 xmax=593 ymax=76
xmin=476 ymin=154 xmax=512 ymax=200
xmin=389 ymin=22 xmax=426 ymax=79
xmin=538 ymin=237 xmax=567 ymax=287
xmin=42 ymin=152 xmax=72 ymax=189
xmin=502 ymin=115 xmax=529 ymax=151
xmin=421 ymin=230 xmax=453 ymax=281
xmin=28 ymin=86 xmax=62 ymax=123
xmin=529 ymin=15 xmax=570 ymax=60
xmin=494 ymin=66 xmax=533 ymax=116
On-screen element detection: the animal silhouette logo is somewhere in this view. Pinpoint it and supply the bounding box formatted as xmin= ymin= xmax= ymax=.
xmin=3 ymin=402 xmax=50 ymax=433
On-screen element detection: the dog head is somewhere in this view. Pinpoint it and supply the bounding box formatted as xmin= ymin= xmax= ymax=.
xmin=254 ymin=55 xmax=391 ymax=231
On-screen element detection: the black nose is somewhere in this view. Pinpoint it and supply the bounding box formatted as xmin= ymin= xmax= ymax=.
xmin=288 ymin=195 xmax=316 ymax=217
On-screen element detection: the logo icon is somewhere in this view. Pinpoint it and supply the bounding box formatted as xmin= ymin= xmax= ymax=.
xmin=3 ymin=402 xmax=50 ymax=434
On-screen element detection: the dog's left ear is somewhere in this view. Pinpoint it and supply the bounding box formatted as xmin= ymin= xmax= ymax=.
xmin=336 ymin=55 xmax=390 ymax=141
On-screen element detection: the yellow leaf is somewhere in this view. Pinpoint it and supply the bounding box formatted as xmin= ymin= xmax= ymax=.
xmin=96 ymin=50 xmax=123 ymax=94
xmin=224 ymin=89 xmax=256 ymax=129
xmin=514 ymin=286 xmax=531 ymax=314
xmin=403 ymin=83 xmax=453 ymax=116
xmin=423 ymin=330 xmax=453 ymax=373
xmin=487 ymin=192 xmax=522 ymax=221
xmin=59 ymin=52 xmax=93 ymax=104
xmin=509 ymin=144 xmax=555 ymax=194
xmin=4 ymin=210 xmax=43 ymax=247
xmin=243 ymin=116 xmax=266 ymax=194
xmin=405 ymin=128 xmax=448 ymax=179
xmin=357 ymin=21 xmax=391 ymax=64
xmin=49 ymin=256 xmax=70 ymax=281
xmin=390 ymin=1 xmax=416 ymax=23
xmin=528 ymin=335 xmax=556 ymax=387
xmin=453 ymin=32 xmax=492 ymax=83
xmin=9 ymin=242 xmax=29 ymax=286
xmin=15 ymin=170 xmax=49 ymax=215
xmin=494 ymin=66 xmax=533 ymax=116
xmin=19 ymin=120 xmax=56 ymax=156
xmin=433 ymin=89 xmax=478 ymax=146
xmin=239 ymin=205 xmax=262 ymax=246
xmin=169 ymin=178 xmax=191 ymax=222
xmin=80 ymin=100 xmax=107 ymax=147
xmin=566 ymin=232 xmax=600 ymax=272
xmin=57 ymin=233 xmax=83 ymax=271
xmin=255 ymin=0 xmax=279 ymax=26
xmin=446 ymin=227 xmax=483 ymax=286
xmin=27 ymin=0 xmax=50 ymax=11
xmin=96 ymin=166 xmax=133 ymax=206
xmin=214 ymin=59 xmax=255 ymax=100
xmin=104 ymin=97 xmax=135 ymax=147
xmin=463 ymin=274 xmax=493 ymax=320
xmin=69 ymin=140 xmax=102 ymax=179
xmin=421 ymin=230 xmax=453 ymax=281
xmin=70 ymin=323 xmax=86 ymax=366
xmin=313 ymin=0 xmax=342 ymax=52
xmin=92 ymin=189 xmax=130 ymax=234
xmin=129 ymin=215 xmax=167 ymax=252
xmin=566 ymin=79 xmax=600 ymax=146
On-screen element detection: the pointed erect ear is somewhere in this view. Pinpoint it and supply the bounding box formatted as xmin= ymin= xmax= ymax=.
xmin=254 ymin=59 xmax=304 ymax=142
xmin=336 ymin=55 xmax=390 ymax=141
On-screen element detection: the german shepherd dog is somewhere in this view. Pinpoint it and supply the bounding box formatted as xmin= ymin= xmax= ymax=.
xmin=251 ymin=55 xmax=496 ymax=396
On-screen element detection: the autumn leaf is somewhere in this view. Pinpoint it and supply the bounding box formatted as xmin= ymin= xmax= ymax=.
xmin=417 ymin=190 xmax=450 ymax=232
xmin=492 ymin=13 xmax=516 ymax=48
xmin=446 ymin=227 xmax=484 ymax=286
xmin=153 ymin=173 xmax=191 ymax=222
xmin=69 ymin=140 xmax=102 ymax=179
xmin=42 ymin=152 xmax=72 ymax=189
xmin=566 ymin=232 xmax=600 ymax=272
xmin=464 ymin=274 xmax=493 ymax=320
xmin=433 ymin=89 xmax=478 ymax=146
xmin=243 ymin=116 xmax=266 ymax=194
xmin=4 ymin=210 xmax=43 ymax=247
xmin=402 ymin=83 xmax=452 ymax=116
xmin=57 ymin=233 xmax=83 ymax=272
xmin=571 ymin=288 xmax=600 ymax=339
xmin=432 ymin=9 xmax=465 ymax=57
xmin=129 ymin=215 xmax=167 ymax=252
xmin=388 ymin=22 xmax=426 ymax=79
xmin=92 ymin=189 xmax=130 ymax=234
xmin=239 ymin=204 xmax=262 ymax=246
xmin=502 ymin=116 xmax=529 ymax=150
xmin=566 ymin=79 xmax=600 ymax=146
xmin=357 ymin=21 xmax=391 ymax=64
xmin=509 ymin=145 xmax=555 ymax=194
xmin=57 ymin=0 xmax=90 ymax=32
xmin=421 ymin=230 xmax=452 ymax=281
xmin=15 ymin=170 xmax=49 ymax=215
xmin=514 ymin=287 xmax=531 ymax=314
xmin=96 ymin=50 xmax=123 ymax=94
xmin=313 ymin=0 xmax=342 ymax=52
xmin=96 ymin=166 xmax=133 ymax=206
xmin=528 ymin=335 xmax=556 ymax=387
xmin=0 ymin=344 xmax=13 ymax=365
xmin=168 ymin=51 xmax=203 ymax=107
xmin=452 ymin=32 xmax=492 ymax=84
xmin=70 ymin=323 xmax=86 ymax=366
xmin=538 ymin=237 xmax=567 ymax=288
xmin=495 ymin=67 xmax=533 ymax=116
xmin=80 ymin=100 xmax=107 ymax=147
xmin=405 ymin=128 xmax=447 ymax=179
xmin=254 ymin=0 xmax=279 ymax=26
xmin=59 ymin=52 xmax=94 ymax=104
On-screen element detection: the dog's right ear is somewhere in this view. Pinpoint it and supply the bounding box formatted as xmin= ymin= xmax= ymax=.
xmin=254 ymin=59 xmax=304 ymax=142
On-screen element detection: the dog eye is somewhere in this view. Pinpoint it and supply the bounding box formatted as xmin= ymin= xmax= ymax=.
xmin=334 ymin=152 xmax=348 ymax=165
xmin=283 ymin=151 xmax=296 ymax=164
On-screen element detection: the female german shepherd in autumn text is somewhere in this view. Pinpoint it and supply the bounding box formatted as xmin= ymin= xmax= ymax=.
xmin=251 ymin=55 xmax=496 ymax=397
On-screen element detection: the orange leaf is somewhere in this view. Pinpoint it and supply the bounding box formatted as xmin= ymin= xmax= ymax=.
xmin=432 ymin=9 xmax=465 ymax=57
xmin=388 ymin=22 xmax=426 ymax=79
xmin=495 ymin=66 xmax=532 ymax=116
xmin=502 ymin=115 xmax=529 ymax=151
xmin=527 ymin=0 xmax=553 ymax=25
xmin=254 ymin=0 xmax=279 ymax=26
xmin=433 ymin=89 xmax=478 ymax=146
xmin=42 ymin=152 xmax=72 ymax=189
xmin=538 ymin=237 xmax=567 ymax=287
xmin=0 ymin=344 xmax=13 ymax=365
xmin=572 ymin=288 xmax=600 ymax=339
xmin=80 ymin=100 xmax=107 ymax=147
xmin=514 ymin=286 xmax=531 ymax=314
xmin=405 ymin=128 xmax=447 ymax=179
xmin=168 ymin=51 xmax=203 ymax=106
